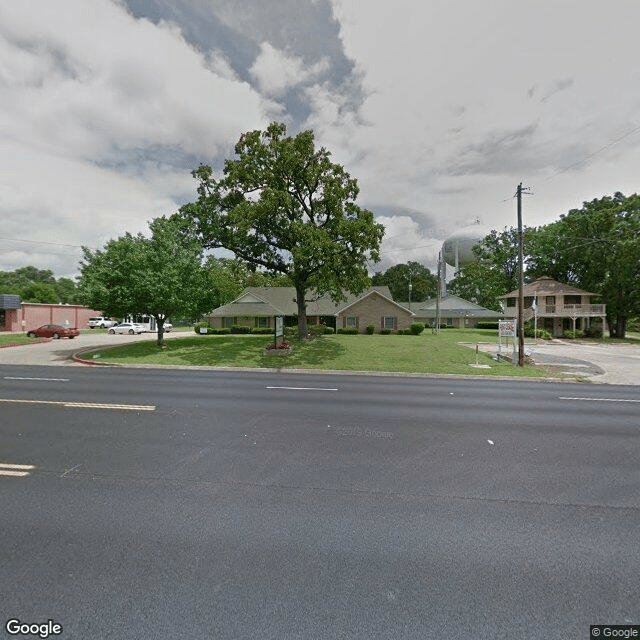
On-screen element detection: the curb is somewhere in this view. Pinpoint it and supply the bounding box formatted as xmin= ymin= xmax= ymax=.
xmin=69 ymin=346 xmax=585 ymax=383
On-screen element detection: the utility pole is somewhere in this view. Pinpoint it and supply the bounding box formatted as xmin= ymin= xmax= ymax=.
xmin=516 ymin=182 xmax=526 ymax=366
xmin=434 ymin=251 xmax=442 ymax=334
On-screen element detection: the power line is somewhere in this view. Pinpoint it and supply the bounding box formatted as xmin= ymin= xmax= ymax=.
xmin=0 ymin=236 xmax=84 ymax=248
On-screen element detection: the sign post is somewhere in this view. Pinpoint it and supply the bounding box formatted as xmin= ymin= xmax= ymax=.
xmin=274 ymin=316 xmax=284 ymax=348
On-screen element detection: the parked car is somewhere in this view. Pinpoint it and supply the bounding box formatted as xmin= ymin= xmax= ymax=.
xmin=27 ymin=324 xmax=80 ymax=339
xmin=88 ymin=317 xmax=117 ymax=329
xmin=108 ymin=323 xmax=144 ymax=335
xmin=163 ymin=322 xmax=173 ymax=332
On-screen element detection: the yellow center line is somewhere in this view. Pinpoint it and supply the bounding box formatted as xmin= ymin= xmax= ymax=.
xmin=0 ymin=398 xmax=155 ymax=411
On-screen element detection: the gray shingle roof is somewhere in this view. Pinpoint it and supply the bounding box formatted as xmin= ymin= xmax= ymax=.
xmin=209 ymin=286 xmax=394 ymax=317
xmin=400 ymin=294 xmax=503 ymax=318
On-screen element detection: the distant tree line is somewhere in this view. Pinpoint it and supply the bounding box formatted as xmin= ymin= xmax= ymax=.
xmin=0 ymin=266 xmax=79 ymax=304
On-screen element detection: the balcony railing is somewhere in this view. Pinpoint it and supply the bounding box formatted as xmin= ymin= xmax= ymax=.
xmin=504 ymin=303 xmax=606 ymax=320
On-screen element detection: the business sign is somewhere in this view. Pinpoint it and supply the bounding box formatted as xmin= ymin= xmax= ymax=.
xmin=275 ymin=316 xmax=284 ymax=337
xmin=499 ymin=320 xmax=516 ymax=338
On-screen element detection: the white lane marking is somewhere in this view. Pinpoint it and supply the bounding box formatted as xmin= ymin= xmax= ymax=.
xmin=0 ymin=462 xmax=35 ymax=478
xmin=4 ymin=376 xmax=70 ymax=382
xmin=559 ymin=397 xmax=640 ymax=403
xmin=0 ymin=463 xmax=35 ymax=470
xmin=0 ymin=398 xmax=155 ymax=411
xmin=266 ymin=386 xmax=339 ymax=392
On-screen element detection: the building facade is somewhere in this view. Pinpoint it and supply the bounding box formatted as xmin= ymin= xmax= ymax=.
xmin=500 ymin=276 xmax=606 ymax=337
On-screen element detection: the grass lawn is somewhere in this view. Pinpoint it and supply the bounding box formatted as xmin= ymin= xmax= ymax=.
xmin=0 ymin=333 xmax=36 ymax=346
xmin=80 ymin=329 xmax=554 ymax=378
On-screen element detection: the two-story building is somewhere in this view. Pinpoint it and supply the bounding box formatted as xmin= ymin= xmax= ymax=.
xmin=500 ymin=276 xmax=606 ymax=337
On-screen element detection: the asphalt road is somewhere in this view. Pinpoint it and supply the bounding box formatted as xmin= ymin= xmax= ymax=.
xmin=1 ymin=366 xmax=638 ymax=639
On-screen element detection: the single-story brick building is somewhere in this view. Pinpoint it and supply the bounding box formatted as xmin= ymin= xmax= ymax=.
xmin=0 ymin=294 xmax=102 ymax=332
xmin=208 ymin=286 xmax=415 ymax=333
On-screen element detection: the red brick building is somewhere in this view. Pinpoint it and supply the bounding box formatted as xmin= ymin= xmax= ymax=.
xmin=0 ymin=295 xmax=102 ymax=332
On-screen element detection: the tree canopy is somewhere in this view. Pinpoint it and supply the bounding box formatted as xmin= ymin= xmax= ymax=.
xmin=371 ymin=261 xmax=438 ymax=302
xmin=0 ymin=266 xmax=79 ymax=304
xmin=77 ymin=217 xmax=219 ymax=345
xmin=447 ymin=193 xmax=639 ymax=337
xmin=527 ymin=192 xmax=640 ymax=337
xmin=177 ymin=122 xmax=384 ymax=338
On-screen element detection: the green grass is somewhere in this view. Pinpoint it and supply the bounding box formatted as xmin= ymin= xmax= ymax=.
xmin=80 ymin=329 xmax=553 ymax=378
xmin=0 ymin=333 xmax=36 ymax=346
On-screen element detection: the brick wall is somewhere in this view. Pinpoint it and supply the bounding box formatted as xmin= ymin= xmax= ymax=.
xmin=0 ymin=304 xmax=103 ymax=332
xmin=336 ymin=293 xmax=413 ymax=332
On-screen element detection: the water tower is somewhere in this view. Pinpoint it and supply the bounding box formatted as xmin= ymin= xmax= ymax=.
xmin=441 ymin=220 xmax=490 ymax=273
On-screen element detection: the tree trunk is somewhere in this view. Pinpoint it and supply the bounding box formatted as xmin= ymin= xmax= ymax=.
xmin=156 ymin=317 xmax=165 ymax=346
xmin=295 ymin=285 xmax=308 ymax=341
xmin=608 ymin=314 xmax=627 ymax=339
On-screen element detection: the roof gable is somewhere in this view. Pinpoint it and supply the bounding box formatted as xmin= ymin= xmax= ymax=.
xmin=500 ymin=276 xmax=595 ymax=298
xmin=336 ymin=289 xmax=413 ymax=315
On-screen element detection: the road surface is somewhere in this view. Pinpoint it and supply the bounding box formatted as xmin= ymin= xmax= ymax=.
xmin=1 ymin=366 xmax=638 ymax=638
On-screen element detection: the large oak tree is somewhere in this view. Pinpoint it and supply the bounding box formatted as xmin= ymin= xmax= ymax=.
xmin=177 ymin=122 xmax=384 ymax=339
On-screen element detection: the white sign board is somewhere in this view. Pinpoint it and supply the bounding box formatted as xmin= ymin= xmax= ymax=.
xmin=275 ymin=316 xmax=284 ymax=337
xmin=499 ymin=320 xmax=516 ymax=338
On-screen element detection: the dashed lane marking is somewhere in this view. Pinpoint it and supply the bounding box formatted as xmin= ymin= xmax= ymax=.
xmin=559 ymin=397 xmax=640 ymax=403
xmin=266 ymin=386 xmax=339 ymax=392
xmin=0 ymin=398 xmax=155 ymax=411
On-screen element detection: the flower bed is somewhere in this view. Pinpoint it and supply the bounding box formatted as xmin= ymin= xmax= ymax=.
xmin=263 ymin=340 xmax=291 ymax=356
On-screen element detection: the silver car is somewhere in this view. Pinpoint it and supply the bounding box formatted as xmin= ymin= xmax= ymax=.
xmin=108 ymin=322 xmax=144 ymax=335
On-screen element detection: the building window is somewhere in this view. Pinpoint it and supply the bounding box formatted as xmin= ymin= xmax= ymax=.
xmin=506 ymin=298 xmax=516 ymax=307
xmin=255 ymin=316 xmax=269 ymax=328
xmin=346 ymin=316 xmax=358 ymax=328
xmin=383 ymin=316 xmax=396 ymax=330
xmin=222 ymin=317 xmax=234 ymax=328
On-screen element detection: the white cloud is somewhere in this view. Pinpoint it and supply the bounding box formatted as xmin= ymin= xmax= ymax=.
xmin=0 ymin=0 xmax=272 ymax=277
xmin=325 ymin=0 xmax=640 ymax=241
xmin=250 ymin=42 xmax=329 ymax=97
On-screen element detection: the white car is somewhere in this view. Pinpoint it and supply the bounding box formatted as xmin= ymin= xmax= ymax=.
xmin=88 ymin=316 xmax=117 ymax=329
xmin=108 ymin=322 xmax=144 ymax=335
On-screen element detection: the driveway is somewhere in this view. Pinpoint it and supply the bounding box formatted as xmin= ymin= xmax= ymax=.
xmin=474 ymin=339 xmax=640 ymax=385
xmin=0 ymin=331 xmax=182 ymax=366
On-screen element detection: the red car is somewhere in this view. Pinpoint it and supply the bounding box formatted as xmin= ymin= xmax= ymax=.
xmin=27 ymin=324 xmax=80 ymax=339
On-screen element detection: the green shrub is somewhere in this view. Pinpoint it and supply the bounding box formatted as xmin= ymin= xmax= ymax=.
xmin=210 ymin=327 xmax=231 ymax=334
xmin=322 ymin=326 xmax=335 ymax=334
xmin=337 ymin=327 xmax=359 ymax=335
xmin=627 ymin=317 xmax=640 ymax=332
xmin=284 ymin=325 xmax=298 ymax=337
xmin=193 ymin=321 xmax=210 ymax=334
xmin=365 ymin=324 xmax=375 ymax=335
xmin=410 ymin=322 xmax=425 ymax=335
xmin=476 ymin=322 xmax=499 ymax=330
xmin=397 ymin=328 xmax=412 ymax=335
xmin=309 ymin=324 xmax=328 ymax=336
xmin=583 ymin=327 xmax=603 ymax=338
xmin=562 ymin=329 xmax=583 ymax=339
xmin=250 ymin=327 xmax=273 ymax=334
xmin=379 ymin=329 xmax=391 ymax=335
xmin=231 ymin=325 xmax=251 ymax=334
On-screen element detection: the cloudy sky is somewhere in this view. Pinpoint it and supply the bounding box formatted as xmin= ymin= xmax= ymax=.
xmin=2 ymin=0 xmax=640 ymax=279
